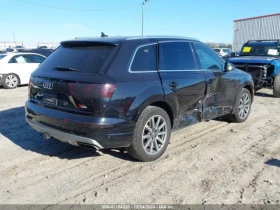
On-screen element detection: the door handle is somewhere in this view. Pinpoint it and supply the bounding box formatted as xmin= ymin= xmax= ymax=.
xmin=169 ymin=81 xmax=178 ymax=88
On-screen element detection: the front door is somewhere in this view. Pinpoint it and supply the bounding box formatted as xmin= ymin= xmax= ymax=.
xmin=191 ymin=42 xmax=236 ymax=120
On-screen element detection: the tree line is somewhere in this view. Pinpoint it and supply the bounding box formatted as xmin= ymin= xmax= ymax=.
xmin=205 ymin=42 xmax=232 ymax=49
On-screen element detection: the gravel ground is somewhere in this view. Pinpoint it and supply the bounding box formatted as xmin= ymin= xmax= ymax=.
xmin=0 ymin=86 xmax=280 ymax=204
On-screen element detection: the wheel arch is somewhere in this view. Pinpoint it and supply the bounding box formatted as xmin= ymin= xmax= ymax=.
xmin=135 ymin=100 xmax=176 ymax=129
xmin=243 ymin=83 xmax=254 ymax=102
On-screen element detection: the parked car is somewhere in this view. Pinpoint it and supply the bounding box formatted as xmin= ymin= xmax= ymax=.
xmin=38 ymin=46 xmax=48 ymax=49
xmin=228 ymin=40 xmax=280 ymax=97
xmin=213 ymin=48 xmax=232 ymax=59
xmin=6 ymin=47 xmax=17 ymax=52
xmin=15 ymin=45 xmax=26 ymax=52
xmin=0 ymin=53 xmax=46 ymax=89
xmin=25 ymin=36 xmax=254 ymax=161
xmin=25 ymin=49 xmax=54 ymax=57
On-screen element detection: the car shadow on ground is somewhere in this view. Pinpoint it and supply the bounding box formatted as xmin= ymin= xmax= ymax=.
xmin=255 ymin=92 xmax=274 ymax=98
xmin=0 ymin=106 xmax=136 ymax=161
xmin=0 ymin=84 xmax=28 ymax=89
xmin=265 ymin=159 xmax=280 ymax=168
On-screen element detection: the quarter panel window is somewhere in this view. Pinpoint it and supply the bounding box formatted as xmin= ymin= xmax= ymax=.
xmin=130 ymin=44 xmax=157 ymax=71
xmin=29 ymin=55 xmax=46 ymax=63
xmin=193 ymin=42 xmax=224 ymax=70
xmin=159 ymin=42 xmax=196 ymax=70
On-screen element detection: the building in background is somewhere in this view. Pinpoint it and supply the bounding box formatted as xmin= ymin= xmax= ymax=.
xmin=233 ymin=13 xmax=280 ymax=52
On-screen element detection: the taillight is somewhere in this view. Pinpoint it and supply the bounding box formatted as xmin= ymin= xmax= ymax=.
xmin=68 ymin=83 xmax=116 ymax=98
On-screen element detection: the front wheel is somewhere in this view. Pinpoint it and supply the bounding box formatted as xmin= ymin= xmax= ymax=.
xmin=126 ymin=106 xmax=171 ymax=162
xmin=227 ymin=88 xmax=252 ymax=123
xmin=273 ymin=74 xmax=280 ymax=98
xmin=2 ymin=74 xmax=20 ymax=89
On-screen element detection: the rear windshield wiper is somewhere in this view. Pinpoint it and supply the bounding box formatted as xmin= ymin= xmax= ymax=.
xmin=54 ymin=66 xmax=82 ymax=72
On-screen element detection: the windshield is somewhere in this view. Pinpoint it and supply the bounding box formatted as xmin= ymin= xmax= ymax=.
xmin=222 ymin=49 xmax=230 ymax=53
xmin=38 ymin=44 xmax=115 ymax=73
xmin=240 ymin=45 xmax=280 ymax=56
xmin=213 ymin=49 xmax=220 ymax=52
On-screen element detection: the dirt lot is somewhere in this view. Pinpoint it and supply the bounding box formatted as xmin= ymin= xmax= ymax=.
xmin=0 ymin=86 xmax=280 ymax=204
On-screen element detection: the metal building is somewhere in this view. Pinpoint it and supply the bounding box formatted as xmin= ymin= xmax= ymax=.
xmin=233 ymin=13 xmax=280 ymax=52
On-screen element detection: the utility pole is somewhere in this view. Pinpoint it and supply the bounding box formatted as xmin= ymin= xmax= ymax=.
xmin=13 ymin=32 xmax=15 ymax=44
xmin=142 ymin=0 xmax=149 ymax=36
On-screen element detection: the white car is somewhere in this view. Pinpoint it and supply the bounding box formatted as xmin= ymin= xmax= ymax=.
xmin=0 ymin=53 xmax=46 ymax=89
xmin=213 ymin=48 xmax=232 ymax=58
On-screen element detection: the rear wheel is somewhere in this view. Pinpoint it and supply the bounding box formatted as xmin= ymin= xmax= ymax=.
xmin=227 ymin=88 xmax=252 ymax=123
xmin=2 ymin=74 xmax=20 ymax=89
xmin=126 ymin=106 xmax=171 ymax=162
xmin=273 ymin=74 xmax=280 ymax=98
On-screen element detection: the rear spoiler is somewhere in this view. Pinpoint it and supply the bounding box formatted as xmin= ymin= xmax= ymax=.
xmin=60 ymin=40 xmax=119 ymax=47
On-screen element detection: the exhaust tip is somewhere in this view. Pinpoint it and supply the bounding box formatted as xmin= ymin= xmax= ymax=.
xmin=76 ymin=142 xmax=99 ymax=150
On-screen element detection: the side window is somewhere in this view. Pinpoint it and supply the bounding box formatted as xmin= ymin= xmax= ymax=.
xmin=159 ymin=42 xmax=196 ymax=70
xmin=9 ymin=55 xmax=31 ymax=63
xmin=29 ymin=55 xmax=46 ymax=63
xmin=192 ymin=42 xmax=224 ymax=70
xmin=130 ymin=44 xmax=157 ymax=71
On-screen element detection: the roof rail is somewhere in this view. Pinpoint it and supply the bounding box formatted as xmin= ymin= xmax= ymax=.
xmin=246 ymin=39 xmax=280 ymax=44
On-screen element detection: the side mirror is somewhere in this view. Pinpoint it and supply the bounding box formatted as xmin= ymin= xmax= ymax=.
xmin=225 ymin=62 xmax=235 ymax=72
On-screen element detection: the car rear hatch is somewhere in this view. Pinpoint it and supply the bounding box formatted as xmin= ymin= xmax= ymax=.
xmin=28 ymin=40 xmax=119 ymax=117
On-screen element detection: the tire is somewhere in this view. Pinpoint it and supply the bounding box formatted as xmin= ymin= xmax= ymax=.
xmin=227 ymin=88 xmax=252 ymax=123
xmin=126 ymin=106 xmax=171 ymax=162
xmin=273 ymin=74 xmax=280 ymax=98
xmin=2 ymin=74 xmax=20 ymax=89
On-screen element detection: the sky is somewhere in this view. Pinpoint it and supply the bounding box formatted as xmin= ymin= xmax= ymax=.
xmin=0 ymin=0 xmax=280 ymax=47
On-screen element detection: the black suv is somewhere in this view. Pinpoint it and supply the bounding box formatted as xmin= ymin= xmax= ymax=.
xmin=25 ymin=36 xmax=254 ymax=161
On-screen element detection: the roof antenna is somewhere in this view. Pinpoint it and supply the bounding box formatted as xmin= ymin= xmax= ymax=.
xmin=101 ymin=32 xmax=108 ymax=38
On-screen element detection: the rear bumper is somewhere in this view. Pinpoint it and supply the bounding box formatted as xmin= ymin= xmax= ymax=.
xmin=26 ymin=118 xmax=104 ymax=149
xmin=25 ymin=101 xmax=135 ymax=149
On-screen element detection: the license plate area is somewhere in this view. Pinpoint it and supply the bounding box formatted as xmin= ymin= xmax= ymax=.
xmin=43 ymin=92 xmax=58 ymax=106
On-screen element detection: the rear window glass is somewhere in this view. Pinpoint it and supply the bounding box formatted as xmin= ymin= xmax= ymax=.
xmin=38 ymin=44 xmax=115 ymax=73
xmin=0 ymin=55 xmax=6 ymax=60
xmin=159 ymin=42 xmax=196 ymax=70
xmin=130 ymin=44 xmax=157 ymax=71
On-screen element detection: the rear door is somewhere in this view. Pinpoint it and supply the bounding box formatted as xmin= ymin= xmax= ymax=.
xmin=158 ymin=41 xmax=206 ymax=129
xmin=191 ymin=42 xmax=236 ymax=120
xmin=29 ymin=42 xmax=118 ymax=117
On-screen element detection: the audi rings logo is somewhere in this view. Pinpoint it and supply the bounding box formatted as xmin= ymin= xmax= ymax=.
xmin=43 ymin=82 xmax=54 ymax=90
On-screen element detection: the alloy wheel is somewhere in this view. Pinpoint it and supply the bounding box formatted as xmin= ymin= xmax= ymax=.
xmin=5 ymin=75 xmax=18 ymax=88
xmin=238 ymin=93 xmax=250 ymax=119
xmin=142 ymin=115 xmax=168 ymax=155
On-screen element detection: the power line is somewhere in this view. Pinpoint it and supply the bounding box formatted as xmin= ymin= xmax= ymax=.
xmin=15 ymin=0 xmax=140 ymax=12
